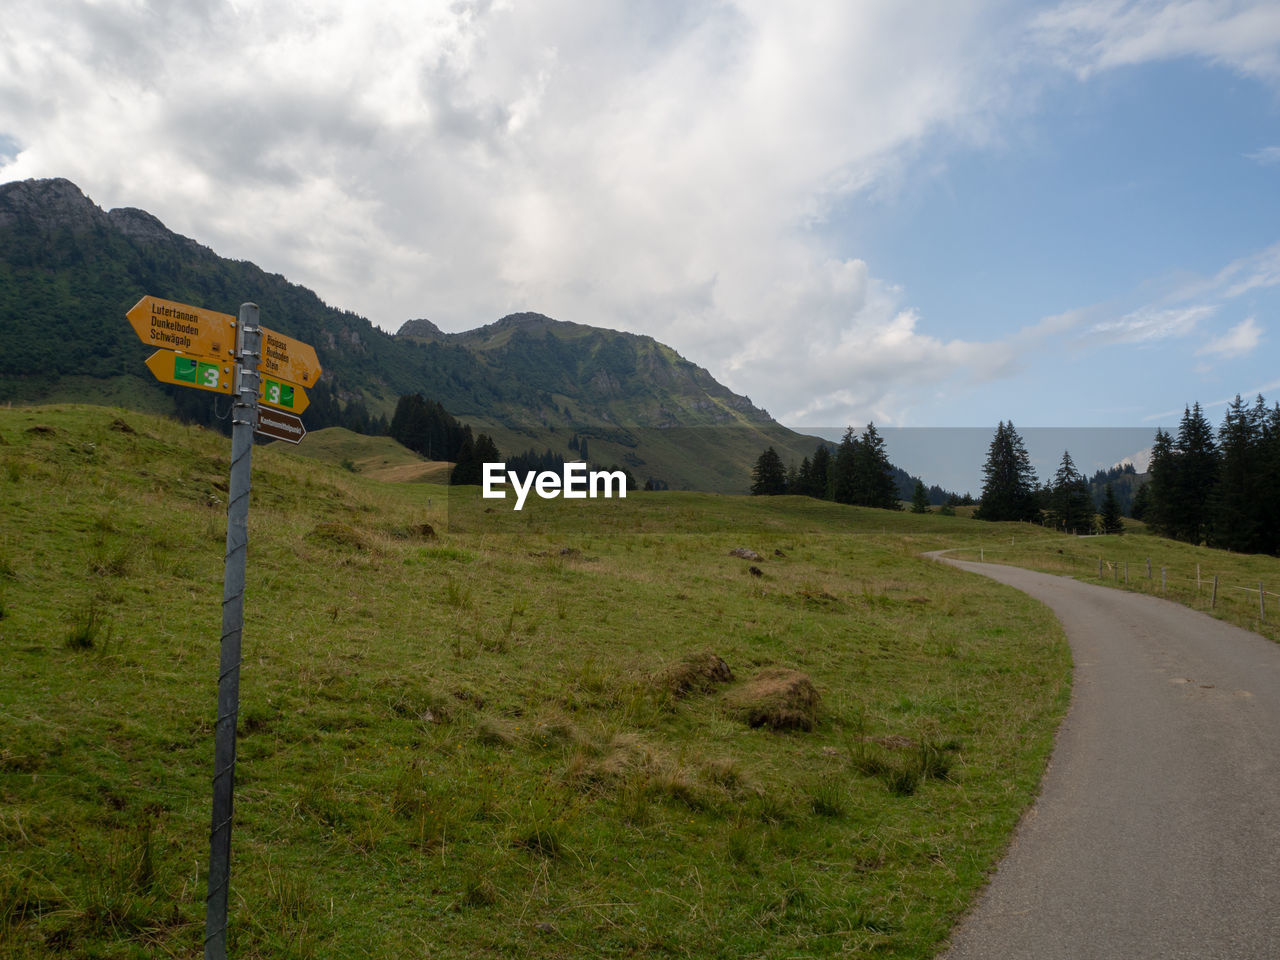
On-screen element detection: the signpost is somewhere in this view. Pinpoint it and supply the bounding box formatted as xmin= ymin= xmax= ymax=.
xmin=128 ymin=296 xmax=319 ymax=960
xmin=256 ymin=407 xmax=306 ymax=444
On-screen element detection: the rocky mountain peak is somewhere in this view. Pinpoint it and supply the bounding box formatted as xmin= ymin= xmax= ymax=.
xmin=396 ymin=317 xmax=445 ymax=339
xmin=106 ymin=206 xmax=176 ymax=244
xmin=0 ymin=177 xmax=105 ymax=230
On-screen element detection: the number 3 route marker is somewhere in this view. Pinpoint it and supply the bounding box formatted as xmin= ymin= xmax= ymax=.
xmin=144 ymin=351 xmax=312 ymax=414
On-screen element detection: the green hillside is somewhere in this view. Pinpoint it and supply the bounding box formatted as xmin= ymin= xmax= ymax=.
xmin=301 ymin=427 xmax=452 ymax=483
xmin=0 ymin=178 xmax=821 ymax=491
xmin=0 ymin=405 xmax=1070 ymax=959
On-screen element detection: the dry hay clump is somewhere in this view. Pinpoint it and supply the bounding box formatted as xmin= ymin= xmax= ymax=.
xmin=306 ymin=521 xmax=372 ymax=551
xmin=655 ymin=651 xmax=734 ymax=698
xmin=728 ymin=668 xmax=820 ymax=732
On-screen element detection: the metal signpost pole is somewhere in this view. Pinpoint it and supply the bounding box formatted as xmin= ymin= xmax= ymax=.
xmin=205 ymin=304 xmax=261 ymax=960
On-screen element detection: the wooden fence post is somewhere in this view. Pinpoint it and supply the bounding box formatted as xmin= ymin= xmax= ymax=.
xmin=1211 ymin=575 xmax=1218 ymax=610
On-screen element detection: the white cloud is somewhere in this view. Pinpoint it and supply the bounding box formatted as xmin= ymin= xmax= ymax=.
xmin=1213 ymin=242 xmax=1280 ymax=299
xmin=1034 ymin=0 xmax=1280 ymax=81
xmin=1090 ymin=304 xmax=1213 ymax=343
xmin=1197 ymin=316 xmax=1263 ymax=358
xmin=0 ymin=0 xmax=1275 ymax=430
xmin=1246 ymin=146 xmax=1280 ymax=165
xmin=0 ymin=0 xmax=1037 ymax=428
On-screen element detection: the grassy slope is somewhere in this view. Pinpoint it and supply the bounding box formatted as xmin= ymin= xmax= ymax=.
xmin=0 ymin=406 xmax=1070 ymax=959
xmin=301 ymin=427 xmax=452 ymax=484
xmin=945 ymin=524 xmax=1280 ymax=644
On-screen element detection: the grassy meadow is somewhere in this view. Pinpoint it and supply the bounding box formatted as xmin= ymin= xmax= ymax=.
xmin=0 ymin=406 xmax=1072 ymax=959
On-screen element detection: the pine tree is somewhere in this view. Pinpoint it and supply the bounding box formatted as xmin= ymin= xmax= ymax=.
xmin=1050 ymin=450 xmax=1093 ymax=534
xmin=450 ymin=428 xmax=477 ymax=485
xmin=850 ymin=422 xmax=899 ymax=509
xmin=1146 ymin=427 xmax=1175 ymax=536
xmin=831 ymin=427 xmax=858 ymax=505
xmin=910 ymin=479 xmax=930 ymax=513
xmin=810 ymin=444 xmax=833 ymax=499
xmin=1172 ymin=403 xmax=1217 ymax=544
xmin=1263 ymin=400 xmax=1280 ymax=555
xmin=1212 ymin=395 xmax=1263 ymax=552
xmin=975 ymin=421 xmax=1041 ymax=522
xmin=795 ymin=456 xmax=814 ymax=497
xmin=750 ymin=447 xmax=787 ymax=495
xmin=1129 ymin=481 xmax=1150 ymax=522
xmin=1100 ymin=483 xmax=1124 ymax=534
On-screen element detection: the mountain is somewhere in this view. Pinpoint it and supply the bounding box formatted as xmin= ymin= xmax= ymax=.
xmin=0 ymin=177 xmax=816 ymax=491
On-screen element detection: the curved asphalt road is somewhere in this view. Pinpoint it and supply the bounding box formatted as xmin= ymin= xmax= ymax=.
xmin=931 ymin=555 xmax=1280 ymax=960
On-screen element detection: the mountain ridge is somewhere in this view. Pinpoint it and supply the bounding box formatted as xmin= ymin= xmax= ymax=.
xmin=0 ymin=177 xmax=809 ymax=490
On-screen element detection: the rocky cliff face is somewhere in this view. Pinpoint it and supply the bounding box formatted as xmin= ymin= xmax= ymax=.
xmin=0 ymin=177 xmax=103 ymax=229
xmin=0 ymin=177 xmax=207 ymax=253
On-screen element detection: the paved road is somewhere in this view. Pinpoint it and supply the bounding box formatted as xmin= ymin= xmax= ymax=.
xmin=931 ymin=555 xmax=1280 ymax=960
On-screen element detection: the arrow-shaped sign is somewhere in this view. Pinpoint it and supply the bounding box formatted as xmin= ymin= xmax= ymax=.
xmin=259 ymin=328 xmax=321 ymax=387
xmin=255 ymin=408 xmax=306 ymax=444
xmin=145 ymin=350 xmax=235 ymax=394
xmin=129 ymin=296 xmax=236 ymax=360
xmin=129 ymin=296 xmax=322 ymax=387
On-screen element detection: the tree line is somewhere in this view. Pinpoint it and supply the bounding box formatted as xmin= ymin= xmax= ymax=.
xmin=389 ymin=392 xmax=638 ymax=490
xmin=1137 ymin=396 xmax=1280 ymax=555
xmin=751 ymin=424 xmax=901 ymax=510
xmin=973 ymin=396 xmax=1280 ymax=552
xmin=388 ymin=393 xmax=500 ymax=485
xmin=973 ymin=420 xmax=1123 ymax=533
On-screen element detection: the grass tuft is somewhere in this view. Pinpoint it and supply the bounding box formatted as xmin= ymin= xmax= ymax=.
xmin=64 ymin=601 xmax=107 ymax=650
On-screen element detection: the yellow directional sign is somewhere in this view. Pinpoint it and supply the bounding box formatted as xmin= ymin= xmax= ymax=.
xmin=259 ymin=377 xmax=309 ymax=414
xmin=130 ymin=295 xmax=321 ymax=391
xmin=145 ymin=350 xmax=234 ymax=394
xmin=128 ymin=296 xmax=235 ymax=359
xmin=259 ymin=326 xmax=321 ymax=387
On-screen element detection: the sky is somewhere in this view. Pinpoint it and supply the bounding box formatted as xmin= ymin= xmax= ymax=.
xmin=2 ymin=0 xmax=1279 ymax=460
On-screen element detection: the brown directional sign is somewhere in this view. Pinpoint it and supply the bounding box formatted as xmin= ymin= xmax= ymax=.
xmin=128 ymin=296 xmax=235 ymax=359
xmin=259 ymin=377 xmax=309 ymax=414
xmin=259 ymin=326 xmax=321 ymax=387
xmin=145 ymin=350 xmax=234 ymax=394
xmin=255 ymin=408 xmax=306 ymax=444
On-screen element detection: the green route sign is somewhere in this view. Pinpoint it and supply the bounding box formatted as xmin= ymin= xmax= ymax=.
xmin=146 ymin=350 xmax=234 ymax=394
xmin=260 ymin=377 xmax=309 ymax=413
xmin=146 ymin=351 xmax=313 ymax=414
